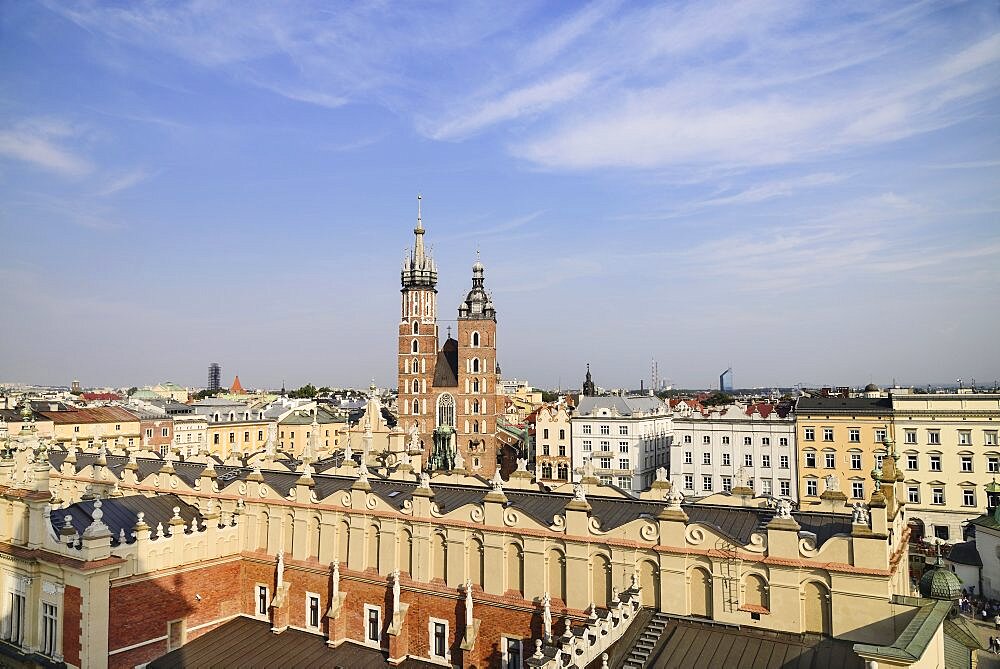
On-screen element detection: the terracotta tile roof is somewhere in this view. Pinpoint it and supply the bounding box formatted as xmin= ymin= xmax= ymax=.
xmin=81 ymin=392 xmax=122 ymax=401
xmin=39 ymin=407 xmax=139 ymax=424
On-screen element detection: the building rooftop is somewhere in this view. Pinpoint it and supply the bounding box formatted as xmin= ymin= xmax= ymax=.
xmin=575 ymin=395 xmax=666 ymax=417
xmin=39 ymin=406 xmax=139 ymax=424
xmin=796 ymin=397 xmax=892 ymax=413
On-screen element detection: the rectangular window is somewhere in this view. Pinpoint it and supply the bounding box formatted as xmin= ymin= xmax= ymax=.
xmin=779 ymin=455 xmax=789 ymax=469
xmin=582 ymin=425 xmax=591 ymax=434
xmin=825 ymin=453 xmax=835 ymax=469
xmin=543 ymin=444 xmax=550 ymax=455
xmin=600 ymin=440 xmax=610 ymax=451
xmin=543 ymin=429 xmax=549 ymax=439
xmin=366 ymin=605 xmax=381 ymax=644
xmin=684 ymin=475 xmax=694 ymax=490
xmin=932 ymin=488 xmax=945 ymax=505
xmin=162 ymin=427 xmax=169 ymax=437
xmin=257 ymin=585 xmax=269 ymax=617
xmin=959 ymin=431 xmax=971 ymax=445
xmin=963 ymin=489 xmax=976 ymax=507
xmin=620 ymin=425 xmax=628 ymax=436
xmin=42 ymin=603 xmax=57 ymax=657
xmin=907 ymin=454 xmax=918 ymax=470
xmin=723 ymin=453 xmax=731 ymax=466
xmin=761 ymin=437 xmax=770 ymax=447
xmin=229 ymin=432 xmax=235 ymax=443
xmin=167 ymin=619 xmax=185 ymax=652
xmin=600 ymin=457 xmax=612 ymax=469
xmin=875 ymin=429 xmax=887 ymax=443
xmin=761 ymin=455 xmax=770 ymax=468
xmin=504 ymin=637 xmax=522 ymax=669
xmin=703 ymin=453 xmax=712 ymax=465
xmin=307 ymin=594 xmax=321 ymax=629
xmin=990 ymin=457 xmax=1000 ymax=474
xmin=703 ymin=435 xmax=711 ymax=444
xmin=804 ymin=428 xmax=815 ymax=441
xmin=851 ymin=482 xmax=864 ymax=499
xmin=930 ymin=455 xmax=942 ymax=472
xmin=702 ymin=475 xmax=713 ymax=491
xmin=744 ymin=454 xmax=753 ymax=467
xmin=823 ymin=428 xmax=834 ymax=442
xmin=779 ymin=480 xmax=790 ymax=497
xmin=5 ymin=591 xmax=25 ymax=644
xmin=73 ymin=426 xmax=79 ymax=433
xmin=806 ymin=479 xmax=818 ymax=496
xmin=618 ymin=476 xmax=631 ymax=490
xmin=600 ymin=425 xmax=610 ymax=435
xmin=619 ymin=441 xmax=629 ymax=453
xmin=558 ymin=444 xmax=566 ymax=457
xmin=934 ymin=525 xmax=950 ymax=541
xmin=244 ymin=431 xmax=250 ymax=442
xmin=258 ymin=430 xmax=264 ymax=441
xmin=684 ymin=451 xmax=692 ymax=464
xmin=583 ymin=440 xmax=592 ymax=451
xmin=850 ymin=453 xmax=862 ymax=470
xmin=722 ymin=436 xmax=730 ymax=445
xmin=761 ymin=479 xmax=772 ymax=495
xmin=743 ymin=436 xmax=752 ymax=446
xmin=432 ymin=620 xmax=447 ymax=658
xmin=908 ymin=486 xmax=919 ymax=503
xmin=849 ymin=428 xmax=860 ymax=443
xmin=928 ymin=431 xmax=940 ymax=445
xmin=805 ymin=452 xmax=816 ymax=468
xmin=961 ymin=456 xmax=973 ymax=472
xmin=986 ymin=431 xmax=998 ymax=446
xmin=145 ymin=428 xmax=153 ymax=438
xmin=722 ymin=476 xmax=732 ymax=492
xmin=905 ymin=430 xmax=917 ymax=444
xmin=779 ymin=437 xmax=788 ymax=447
xmin=619 ymin=458 xmax=629 ymax=470
xmin=683 ymin=435 xmax=692 ymax=444
xmin=599 ymin=475 xmax=613 ymax=485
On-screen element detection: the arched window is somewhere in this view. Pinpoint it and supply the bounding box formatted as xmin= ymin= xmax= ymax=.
xmin=404 ymin=359 xmax=410 ymax=374
xmin=472 ymin=399 xmax=480 ymax=414
xmin=473 ymin=420 xmax=479 ymax=433
xmin=437 ymin=394 xmax=456 ymax=428
xmin=411 ymin=339 xmax=419 ymax=354
xmin=412 ymin=320 xmax=419 ymax=335
xmin=542 ymin=463 xmax=552 ymax=478
xmin=558 ymin=464 xmax=569 ymax=480
xmin=472 ymin=378 xmax=480 ymax=393
xmin=412 ymin=399 xmax=419 ymax=415
xmin=472 ymin=358 xmax=480 ymax=373
xmin=559 ymin=429 xmax=566 ymax=440
xmin=471 ymin=331 xmax=480 ymax=347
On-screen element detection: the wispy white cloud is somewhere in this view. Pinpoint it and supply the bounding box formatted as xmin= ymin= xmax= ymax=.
xmin=450 ymin=210 xmax=546 ymax=241
xmin=96 ymin=168 xmax=153 ymax=196
xmin=0 ymin=118 xmax=92 ymax=176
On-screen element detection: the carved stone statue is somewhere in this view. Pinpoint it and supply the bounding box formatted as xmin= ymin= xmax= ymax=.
xmin=542 ymin=592 xmax=552 ymax=640
xmin=464 ymin=580 xmax=474 ymax=628
xmin=573 ymin=482 xmax=587 ymax=503
xmin=391 ymin=570 xmax=401 ymax=612
xmin=655 ymin=467 xmax=668 ymax=482
xmin=775 ymin=498 xmax=793 ymax=519
xmin=490 ymin=470 xmax=504 ymax=492
xmin=824 ymin=473 xmax=841 ymax=493
xmin=852 ymin=502 xmax=870 ymax=526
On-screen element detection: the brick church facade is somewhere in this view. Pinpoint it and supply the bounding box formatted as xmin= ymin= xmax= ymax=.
xmin=397 ymin=197 xmax=503 ymax=477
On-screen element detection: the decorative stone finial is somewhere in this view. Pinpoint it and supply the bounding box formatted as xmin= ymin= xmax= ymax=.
xmin=418 ymin=472 xmax=431 ymax=489
xmin=490 ymin=470 xmax=504 ymax=492
xmin=666 ymin=479 xmax=684 ymax=509
xmin=516 ymin=457 xmax=528 ymax=472
xmin=573 ymin=482 xmax=587 ymax=503
xmin=775 ymin=498 xmax=793 ymax=519
xmin=655 ymin=467 xmax=668 ymax=482
xmin=532 ymin=639 xmax=544 ymax=659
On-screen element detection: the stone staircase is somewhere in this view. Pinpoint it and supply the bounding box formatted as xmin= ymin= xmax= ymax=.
xmin=621 ymin=611 xmax=671 ymax=668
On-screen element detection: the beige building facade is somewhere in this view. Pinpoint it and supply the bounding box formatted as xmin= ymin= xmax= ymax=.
xmin=891 ymin=392 xmax=1000 ymax=543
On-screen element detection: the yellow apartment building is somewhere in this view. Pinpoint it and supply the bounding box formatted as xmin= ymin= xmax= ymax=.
xmin=39 ymin=406 xmax=142 ymax=449
xmin=795 ymin=396 xmax=893 ymax=508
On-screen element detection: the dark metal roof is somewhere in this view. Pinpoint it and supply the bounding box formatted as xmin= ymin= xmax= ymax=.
xmin=946 ymin=540 xmax=982 ymax=567
xmin=147 ymin=616 xmax=439 ymax=669
xmin=796 ymin=397 xmax=892 ymax=413
xmin=52 ymin=494 xmax=202 ymax=542
xmin=646 ymin=618 xmax=864 ymax=669
xmin=44 ymin=452 xmax=853 ymax=548
xmin=432 ymin=339 xmax=459 ymax=387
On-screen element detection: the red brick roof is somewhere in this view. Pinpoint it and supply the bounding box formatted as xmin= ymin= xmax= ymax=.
xmin=39 ymin=407 xmax=139 ymax=424
xmin=81 ymin=392 xmax=121 ymax=401
xmin=230 ymin=375 xmax=245 ymax=394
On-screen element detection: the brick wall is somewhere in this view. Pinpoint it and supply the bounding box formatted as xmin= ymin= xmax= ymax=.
xmin=63 ymin=585 xmax=82 ymax=667
xmin=108 ymin=559 xmax=242 ymax=669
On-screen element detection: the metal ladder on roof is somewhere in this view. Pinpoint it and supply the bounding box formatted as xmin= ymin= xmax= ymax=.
xmin=716 ymin=537 xmax=742 ymax=613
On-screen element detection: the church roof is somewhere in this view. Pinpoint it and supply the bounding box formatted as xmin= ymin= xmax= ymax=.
xmin=432 ymin=338 xmax=459 ymax=387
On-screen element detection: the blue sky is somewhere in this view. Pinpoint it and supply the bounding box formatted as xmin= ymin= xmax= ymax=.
xmin=1 ymin=1 xmax=998 ymax=391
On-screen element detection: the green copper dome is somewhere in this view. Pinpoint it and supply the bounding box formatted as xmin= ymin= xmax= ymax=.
xmin=919 ymin=564 xmax=962 ymax=600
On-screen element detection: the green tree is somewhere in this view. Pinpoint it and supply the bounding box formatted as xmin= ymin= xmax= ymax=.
xmin=702 ymin=392 xmax=734 ymax=406
xmin=290 ymin=383 xmax=318 ymax=399
xmin=540 ymin=391 xmax=559 ymax=403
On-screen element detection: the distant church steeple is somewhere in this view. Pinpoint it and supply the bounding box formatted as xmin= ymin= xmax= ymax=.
xmin=583 ymin=364 xmax=596 ymax=397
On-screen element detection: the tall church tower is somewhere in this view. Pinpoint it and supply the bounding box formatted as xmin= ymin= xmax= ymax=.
xmin=455 ymin=257 xmax=501 ymax=476
xmin=398 ymin=196 xmax=438 ymax=451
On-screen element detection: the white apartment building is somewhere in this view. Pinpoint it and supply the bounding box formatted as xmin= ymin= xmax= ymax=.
xmin=570 ymin=396 xmax=672 ymax=491
xmin=172 ymin=414 xmax=208 ymax=457
xmin=669 ymin=402 xmax=797 ymax=501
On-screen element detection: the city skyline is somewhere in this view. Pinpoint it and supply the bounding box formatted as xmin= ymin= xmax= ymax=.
xmin=2 ymin=1 xmax=999 ymax=390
